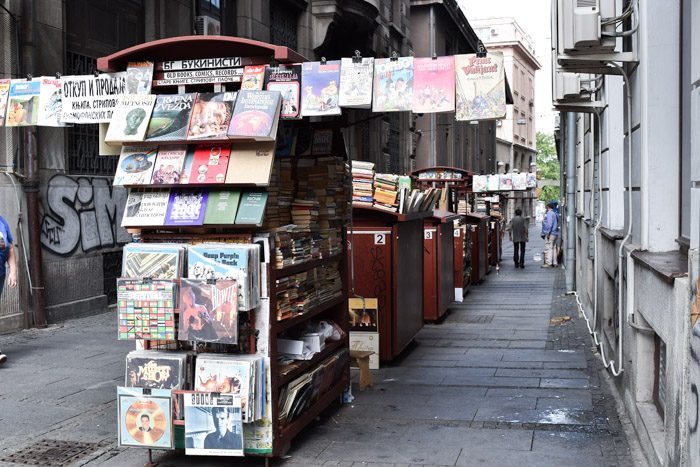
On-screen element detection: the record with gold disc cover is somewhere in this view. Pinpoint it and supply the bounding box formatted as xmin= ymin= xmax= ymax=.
xmin=117 ymin=387 xmax=173 ymax=449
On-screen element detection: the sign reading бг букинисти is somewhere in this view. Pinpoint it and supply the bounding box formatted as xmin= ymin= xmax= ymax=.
xmin=158 ymin=57 xmax=243 ymax=71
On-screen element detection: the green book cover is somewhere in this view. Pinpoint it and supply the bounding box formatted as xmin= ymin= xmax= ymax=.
xmin=203 ymin=190 xmax=241 ymax=224
xmin=398 ymin=175 xmax=411 ymax=192
xmin=235 ymin=191 xmax=268 ymax=225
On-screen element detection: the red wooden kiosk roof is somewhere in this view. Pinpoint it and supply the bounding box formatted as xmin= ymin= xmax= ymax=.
xmin=97 ymin=35 xmax=307 ymax=72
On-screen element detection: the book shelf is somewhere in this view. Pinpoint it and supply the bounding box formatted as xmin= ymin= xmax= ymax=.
xmin=99 ymin=36 xmax=350 ymax=459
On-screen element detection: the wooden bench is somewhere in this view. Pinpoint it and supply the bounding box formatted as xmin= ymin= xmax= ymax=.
xmin=349 ymin=350 xmax=374 ymax=390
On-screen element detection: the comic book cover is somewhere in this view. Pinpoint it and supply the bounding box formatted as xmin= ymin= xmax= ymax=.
xmin=118 ymin=387 xmax=173 ymax=449
xmin=486 ymin=174 xmax=500 ymax=192
xmin=241 ymin=65 xmax=266 ymax=90
xmin=472 ymin=174 xmax=487 ymax=193
xmin=526 ymin=172 xmax=537 ymax=188
xmin=117 ymin=279 xmax=177 ymax=340
xmin=338 ymin=57 xmax=373 ymax=109
xmin=122 ymin=243 xmax=184 ymax=279
xmin=5 ymin=79 xmax=41 ymax=126
xmin=184 ymin=393 xmax=243 ymax=456
xmin=37 ymin=77 xmax=66 ymax=126
xmin=125 ymin=61 xmax=154 ymax=95
xmin=300 ymin=60 xmax=341 ymax=117
xmin=263 ymin=64 xmax=301 ymax=119
xmin=372 ymin=57 xmax=414 ymax=112
xmin=114 ymin=146 xmax=158 ymax=186
xmin=178 ymin=278 xmax=239 ymax=345
xmin=0 ymin=79 xmax=10 ymax=126
xmin=412 ymin=56 xmax=455 ymax=113
xmin=187 ymin=92 xmax=237 ymax=140
xmin=164 ymin=189 xmax=209 ymax=226
xmin=125 ymin=350 xmax=188 ymax=389
xmin=512 ymin=172 xmax=528 ymax=190
xmin=145 ymin=93 xmax=196 ymax=141
xmin=455 ymin=52 xmax=507 ymax=121
xmin=499 ymin=173 xmax=513 ymax=191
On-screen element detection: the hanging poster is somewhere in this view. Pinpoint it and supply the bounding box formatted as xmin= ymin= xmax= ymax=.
xmin=455 ymin=52 xmax=507 ymax=121
xmin=512 ymin=172 xmax=528 ymax=190
xmin=412 ymin=56 xmax=455 ymax=113
xmin=60 ymin=73 xmax=127 ymax=123
xmin=372 ymin=57 xmax=414 ymax=112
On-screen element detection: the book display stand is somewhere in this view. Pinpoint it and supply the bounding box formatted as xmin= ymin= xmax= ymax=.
xmin=422 ymin=210 xmax=462 ymax=322
xmin=98 ymin=36 xmax=350 ymax=461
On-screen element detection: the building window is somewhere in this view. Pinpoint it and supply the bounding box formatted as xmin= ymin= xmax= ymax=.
xmin=270 ymin=1 xmax=299 ymax=50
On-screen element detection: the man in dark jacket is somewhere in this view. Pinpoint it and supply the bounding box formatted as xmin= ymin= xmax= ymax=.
xmin=507 ymin=208 xmax=529 ymax=268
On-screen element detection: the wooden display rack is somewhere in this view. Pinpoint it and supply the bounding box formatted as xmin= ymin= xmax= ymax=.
xmin=99 ymin=36 xmax=350 ymax=459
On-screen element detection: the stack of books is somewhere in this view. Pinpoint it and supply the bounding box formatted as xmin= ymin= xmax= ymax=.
xmin=273 ymin=228 xmax=295 ymax=269
xmin=351 ymin=161 xmax=375 ymax=207
xmin=315 ymin=263 xmax=343 ymax=303
xmin=319 ymin=228 xmax=342 ymax=258
xmin=291 ymin=199 xmax=319 ymax=231
xmin=457 ymin=199 xmax=469 ymax=215
xmin=373 ymin=173 xmax=399 ymax=212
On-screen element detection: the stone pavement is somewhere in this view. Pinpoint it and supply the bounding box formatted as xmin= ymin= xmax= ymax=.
xmin=0 ymin=230 xmax=646 ymax=466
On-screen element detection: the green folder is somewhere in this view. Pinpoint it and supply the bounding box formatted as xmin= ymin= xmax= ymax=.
xmin=235 ymin=191 xmax=268 ymax=225
xmin=203 ymin=190 xmax=241 ymax=224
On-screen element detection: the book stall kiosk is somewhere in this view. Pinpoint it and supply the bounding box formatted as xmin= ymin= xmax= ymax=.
xmin=464 ymin=213 xmax=490 ymax=284
xmin=453 ymin=221 xmax=471 ymax=301
xmin=97 ymin=36 xmax=350 ymax=460
xmin=348 ymin=206 xmax=429 ymax=362
xmin=422 ymin=210 xmax=461 ymax=322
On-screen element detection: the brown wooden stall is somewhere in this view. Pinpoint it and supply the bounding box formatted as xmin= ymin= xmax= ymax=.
xmin=422 ymin=210 xmax=461 ymax=322
xmin=465 ymin=213 xmax=490 ymax=284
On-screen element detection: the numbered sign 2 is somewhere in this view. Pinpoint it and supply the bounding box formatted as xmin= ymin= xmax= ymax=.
xmin=374 ymin=233 xmax=386 ymax=245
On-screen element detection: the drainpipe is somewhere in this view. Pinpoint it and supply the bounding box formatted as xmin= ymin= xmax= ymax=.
xmin=565 ymin=112 xmax=576 ymax=291
xmin=20 ymin=0 xmax=47 ymax=327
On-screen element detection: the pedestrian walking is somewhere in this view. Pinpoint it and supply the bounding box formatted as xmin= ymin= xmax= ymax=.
xmin=507 ymin=208 xmax=528 ymax=268
xmin=0 ymin=214 xmax=18 ymax=365
xmin=541 ymin=202 xmax=559 ymax=268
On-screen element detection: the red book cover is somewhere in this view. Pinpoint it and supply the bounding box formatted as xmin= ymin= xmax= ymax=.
xmin=187 ymin=145 xmax=231 ymax=184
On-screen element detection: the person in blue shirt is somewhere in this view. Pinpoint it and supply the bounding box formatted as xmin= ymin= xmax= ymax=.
xmin=541 ymin=202 xmax=559 ymax=268
xmin=0 ymin=215 xmax=17 ymax=365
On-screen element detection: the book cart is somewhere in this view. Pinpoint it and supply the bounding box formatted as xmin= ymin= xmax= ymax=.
xmin=348 ymin=206 xmax=429 ymax=362
xmin=98 ymin=36 xmax=350 ymax=460
xmin=421 ymin=210 xmax=461 ymax=322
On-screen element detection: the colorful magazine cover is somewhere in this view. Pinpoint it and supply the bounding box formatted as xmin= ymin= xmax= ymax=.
xmin=455 ymin=52 xmax=507 ymax=121
xmin=37 ymin=77 xmax=66 ymax=126
xmin=105 ymin=94 xmax=157 ymax=143
xmin=121 ymin=189 xmax=171 ymax=227
xmin=188 ymin=145 xmax=231 ymax=184
xmin=184 ymin=393 xmax=243 ymax=456
xmin=0 ymin=79 xmax=10 ymax=126
xmin=5 ymin=79 xmax=41 ymax=126
xmin=178 ymin=279 xmax=239 ymax=344
xmin=125 ymin=61 xmax=154 ymax=95
xmin=145 ymin=93 xmax=196 ymax=141
xmin=164 ymin=189 xmax=209 ymax=226
xmin=117 ymin=279 xmax=177 ymax=340
xmin=300 ymin=60 xmax=341 ymax=117
xmin=151 ymin=146 xmax=187 ymax=185
xmin=118 ymin=387 xmax=173 ymax=449
xmin=263 ymin=64 xmax=301 ymax=119
xmin=241 ymin=65 xmax=266 ymax=90
xmin=412 ymin=56 xmax=455 ymax=113
xmin=114 ymin=146 xmax=158 ymax=186
xmin=372 ymin=57 xmax=414 ymax=112
xmin=187 ymin=92 xmax=237 ymax=140
xmin=338 ymin=57 xmax=374 ymax=109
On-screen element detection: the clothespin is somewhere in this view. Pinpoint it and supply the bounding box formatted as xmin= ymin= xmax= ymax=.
xmin=270 ymin=57 xmax=278 ymax=69
xmin=55 ymin=72 xmax=62 ymax=79
xmin=432 ymin=53 xmax=437 ymax=60
xmin=390 ymin=51 xmax=399 ymax=61
xmin=142 ymin=388 xmax=152 ymax=395
xmin=352 ymin=50 xmax=362 ymax=64
xmin=476 ymin=40 xmax=487 ymax=58
xmin=142 ymin=277 xmax=153 ymax=283
xmin=320 ymin=56 xmax=327 ymax=65
xmin=93 ymin=69 xmax=100 ymax=77
xmin=206 ymin=277 xmax=217 ymax=285
xmin=26 ymin=74 xmax=32 ymax=81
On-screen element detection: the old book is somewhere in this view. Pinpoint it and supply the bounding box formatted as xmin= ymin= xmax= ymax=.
xmin=125 ymin=61 xmax=154 ymax=95
xmin=227 ymin=90 xmax=281 ymax=141
xmin=183 ymin=392 xmax=243 ymax=456
xmin=300 ymin=60 xmax=341 ymax=117
xmin=372 ymin=57 xmax=414 ymax=112
xmin=114 ymin=146 xmax=158 ymax=186
xmin=225 ymin=141 xmax=275 ymax=185
xmin=121 ymin=189 xmax=171 ymax=227
xmin=203 ymin=190 xmax=241 ymax=225
xmin=235 ymin=192 xmax=268 ymax=226
xmin=164 ymin=189 xmax=208 ymax=226
xmin=5 ymin=79 xmax=41 ymax=126
xmin=117 ymin=386 xmax=173 ymax=449
xmin=145 ymin=93 xmax=196 ymax=141
xmin=338 ymin=57 xmax=374 ymax=109
xmin=412 ymin=56 xmax=455 ymax=113
xmin=455 ymin=52 xmax=507 ymax=121
xmin=37 ymin=77 xmax=66 ymax=127
xmin=187 ymin=145 xmax=231 ymax=184
xmin=151 ymin=146 xmax=187 ymax=185
xmin=186 ymin=92 xmax=237 ymax=140
xmin=263 ymin=64 xmax=301 ymax=119
xmin=117 ymin=278 xmax=177 ymax=340
xmin=241 ymin=65 xmax=266 ymax=90
xmin=178 ymin=278 xmax=239 ymax=345
xmin=105 ymin=94 xmax=157 ymax=143
xmin=0 ymin=79 xmax=10 ymax=126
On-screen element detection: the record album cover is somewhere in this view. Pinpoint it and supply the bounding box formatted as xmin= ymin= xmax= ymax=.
xmin=372 ymin=57 xmax=414 ymax=112
xmin=117 ymin=279 xmax=177 ymax=340
xmin=184 ymin=393 xmax=243 ymax=456
xmin=125 ymin=351 xmax=188 ymax=389
xmin=118 ymin=386 xmax=173 ymax=449
xmin=193 ymin=354 xmax=259 ymax=422
xmin=122 ymin=243 xmax=184 ymax=279
xmin=179 ymin=279 xmax=239 ymax=344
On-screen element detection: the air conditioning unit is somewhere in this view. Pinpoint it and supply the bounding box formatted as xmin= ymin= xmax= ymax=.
xmin=194 ymin=16 xmax=221 ymax=36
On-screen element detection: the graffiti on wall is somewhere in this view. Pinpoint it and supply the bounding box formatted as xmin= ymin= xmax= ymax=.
xmin=40 ymin=174 xmax=131 ymax=256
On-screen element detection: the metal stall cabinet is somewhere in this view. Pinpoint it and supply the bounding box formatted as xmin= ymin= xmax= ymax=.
xmin=423 ymin=211 xmax=461 ymax=321
xmin=465 ymin=213 xmax=490 ymax=284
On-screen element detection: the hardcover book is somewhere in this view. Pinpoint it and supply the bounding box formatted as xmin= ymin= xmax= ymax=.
xmin=105 ymin=94 xmax=157 ymax=143
xmin=263 ymin=64 xmax=301 ymax=119
xmin=186 ymin=92 xmax=237 ymax=140
xmin=121 ymin=189 xmax=171 ymax=227
xmin=164 ymin=189 xmax=209 ymax=226
xmin=5 ymin=79 xmax=41 ymax=126
xmin=412 ymin=56 xmax=455 ymax=113
xmin=37 ymin=77 xmax=66 ymax=127
xmin=188 ymin=145 xmax=231 ymax=184
xmin=241 ymin=65 xmax=266 ymax=90
xmin=184 ymin=393 xmax=243 ymax=456
xmin=301 ymin=60 xmax=341 ymax=117
xmin=235 ymin=191 xmax=268 ymax=226
xmin=372 ymin=57 xmax=414 ymax=112
xmin=125 ymin=61 xmax=154 ymax=95
xmin=117 ymin=279 xmax=177 ymax=340
xmin=455 ymin=52 xmax=507 ymax=121
xmin=227 ymin=90 xmax=281 ymax=141
xmin=151 ymin=146 xmax=187 ymax=185
xmin=225 ymin=141 xmax=275 ymax=185
xmin=178 ymin=278 xmax=239 ymax=345
xmin=0 ymin=79 xmax=10 ymax=126
xmin=145 ymin=93 xmax=196 ymax=141
xmin=338 ymin=57 xmax=374 ymax=109
xmin=203 ymin=190 xmax=241 ymax=225
xmin=125 ymin=350 xmax=188 ymax=389
xmin=122 ymin=243 xmax=185 ymax=279
xmin=118 ymin=387 xmax=173 ymax=449
xmin=114 ymin=146 xmax=158 ymax=186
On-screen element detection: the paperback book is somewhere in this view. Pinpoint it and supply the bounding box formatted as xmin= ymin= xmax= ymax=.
xmin=241 ymin=65 xmax=266 ymax=90
xmin=372 ymin=57 xmax=414 ymax=112
xmin=300 ymin=60 xmax=341 ymax=117
xmin=412 ymin=56 xmax=455 ymax=113
xmin=125 ymin=61 xmax=154 ymax=95
xmin=228 ymin=90 xmax=281 ymax=141
xmin=105 ymin=94 xmax=157 ymax=143
xmin=225 ymin=141 xmax=275 ymax=185
xmin=151 ymin=146 xmax=188 ymax=185
xmin=5 ymin=79 xmax=41 ymax=126
xmin=455 ymin=52 xmax=507 ymax=121
xmin=118 ymin=387 xmax=173 ymax=449
xmin=187 ymin=92 xmax=237 ymax=140
xmin=117 ymin=279 xmax=177 ymax=340
xmin=203 ymin=190 xmax=241 ymax=225
xmin=121 ymin=189 xmax=171 ymax=227
xmin=145 ymin=93 xmax=195 ymax=141
xmin=122 ymin=243 xmax=185 ymax=279
xmin=114 ymin=146 xmax=158 ymax=186
xmin=235 ymin=191 xmax=268 ymax=226
xmin=184 ymin=393 xmax=243 ymax=456
xmin=338 ymin=57 xmax=374 ymax=109
xmin=0 ymin=79 xmax=10 ymax=126
xmin=188 ymin=145 xmax=231 ymax=184
xmin=178 ymin=278 xmax=239 ymax=345
xmin=164 ymin=189 xmax=209 ymax=226
xmin=37 ymin=77 xmax=66 ymax=127
xmin=263 ymin=64 xmax=301 ymax=119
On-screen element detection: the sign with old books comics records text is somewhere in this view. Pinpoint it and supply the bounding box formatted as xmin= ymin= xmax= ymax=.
xmin=60 ymin=72 xmax=127 ymax=123
xmin=241 ymin=65 xmax=266 ymax=90
xmin=126 ymin=61 xmax=154 ymax=95
xmin=228 ymin=90 xmax=281 ymax=141
xmin=339 ymin=57 xmax=374 ymax=109
xmin=5 ymin=79 xmax=41 ymax=126
xmin=225 ymin=141 xmax=275 ymax=185
xmin=164 ymin=189 xmax=209 ymax=226
xmin=412 ymin=56 xmax=455 ymax=113
xmin=178 ymin=278 xmax=239 ymax=344
xmin=188 ymin=145 xmax=231 ymax=184
xmin=37 ymin=77 xmax=66 ymax=127
xmin=117 ymin=279 xmax=176 ymax=340
xmin=187 ymin=92 xmax=237 ymax=140
xmin=118 ymin=387 xmax=173 ymax=449
xmin=151 ymin=146 xmax=187 ymax=184
xmin=122 ymin=189 xmax=171 ymax=227
xmin=301 ymin=60 xmax=341 ymax=117
xmin=472 ymin=174 xmax=487 ymax=193
xmin=105 ymin=94 xmax=157 ymax=143
xmin=512 ymin=172 xmax=528 ymax=191
xmin=125 ymin=350 xmax=188 ymax=389
xmin=455 ymin=52 xmax=507 ymax=121
xmin=264 ymin=64 xmax=301 ymax=119
xmin=0 ymin=79 xmax=10 ymax=126
xmin=372 ymin=57 xmax=414 ymax=112
xmin=348 ymin=298 xmax=378 ymax=332
xmin=184 ymin=393 xmax=243 ymax=456
xmin=122 ymin=243 xmax=184 ymax=279
xmin=114 ymin=146 xmax=158 ymax=186
xmin=204 ymin=190 xmax=241 ymax=225
xmin=145 ymin=93 xmax=196 ymax=141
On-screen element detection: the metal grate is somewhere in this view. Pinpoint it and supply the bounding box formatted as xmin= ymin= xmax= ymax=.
xmin=270 ymin=0 xmax=299 ymax=50
xmin=0 ymin=439 xmax=108 ymax=466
